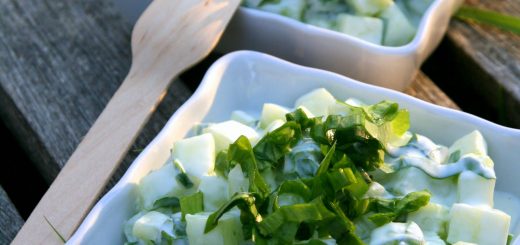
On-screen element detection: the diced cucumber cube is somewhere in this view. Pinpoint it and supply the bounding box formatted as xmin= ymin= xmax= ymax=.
xmin=452 ymin=242 xmax=477 ymax=245
xmin=265 ymin=119 xmax=285 ymax=133
xmin=295 ymin=88 xmax=337 ymax=117
xmin=345 ymin=97 xmax=366 ymax=107
xmin=449 ymin=130 xmax=487 ymax=157
xmin=228 ymin=164 xmax=249 ymax=197
xmin=259 ymin=0 xmax=306 ymax=21
xmin=186 ymin=212 xmax=243 ymax=245
xmin=407 ymin=202 xmax=449 ymax=237
xmin=242 ymin=0 xmax=262 ymax=8
xmin=139 ymin=162 xmax=189 ymax=209
xmin=133 ymin=211 xmax=174 ymax=243
xmin=260 ymin=103 xmax=290 ymax=128
xmin=370 ymin=221 xmax=425 ymax=244
xmin=336 ymin=14 xmax=384 ymax=45
xmin=379 ymin=3 xmax=416 ymax=46
xmin=305 ymin=17 xmax=335 ymax=30
xmin=345 ymin=0 xmax=393 ymax=15
xmin=125 ymin=211 xmax=146 ymax=243
xmin=204 ymin=120 xmax=259 ymax=152
xmin=457 ymin=170 xmax=495 ymax=207
xmin=296 ymin=105 xmax=315 ymax=118
xmin=198 ymin=175 xmax=229 ymax=211
xmin=447 ymin=203 xmax=510 ymax=245
xmin=424 ymin=233 xmax=446 ymax=245
xmin=405 ymin=0 xmax=434 ymax=15
xmin=231 ymin=110 xmax=256 ymax=126
xmin=172 ymin=133 xmax=216 ymax=180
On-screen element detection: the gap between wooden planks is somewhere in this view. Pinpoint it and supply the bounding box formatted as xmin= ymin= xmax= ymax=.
xmin=405 ymin=72 xmax=460 ymax=110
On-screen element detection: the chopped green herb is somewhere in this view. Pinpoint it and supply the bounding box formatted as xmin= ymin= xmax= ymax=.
xmin=152 ymin=196 xmax=180 ymax=211
xmin=180 ymin=191 xmax=204 ymax=219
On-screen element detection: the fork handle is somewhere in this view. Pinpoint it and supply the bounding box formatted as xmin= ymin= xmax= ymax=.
xmin=12 ymin=69 xmax=176 ymax=244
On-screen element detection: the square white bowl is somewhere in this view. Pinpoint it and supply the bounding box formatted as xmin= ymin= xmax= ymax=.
xmin=216 ymin=0 xmax=464 ymax=90
xmin=111 ymin=0 xmax=463 ymax=90
xmin=69 ymin=51 xmax=520 ymax=244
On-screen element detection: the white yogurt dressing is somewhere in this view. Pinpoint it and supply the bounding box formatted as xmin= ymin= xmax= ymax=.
xmin=386 ymin=135 xmax=495 ymax=179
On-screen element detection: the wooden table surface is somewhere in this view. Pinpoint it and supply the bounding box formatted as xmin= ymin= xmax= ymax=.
xmin=0 ymin=0 xmax=517 ymax=243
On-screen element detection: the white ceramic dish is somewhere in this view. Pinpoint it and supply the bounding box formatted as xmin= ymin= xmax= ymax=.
xmin=111 ymin=0 xmax=463 ymax=90
xmin=69 ymin=51 xmax=520 ymax=244
xmin=216 ymin=0 xmax=464 ymax=90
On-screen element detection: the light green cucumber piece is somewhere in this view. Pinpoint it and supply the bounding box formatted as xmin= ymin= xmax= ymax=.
xmin=370 ymin=221 xmax=425 ymax=245
xmin=228 ymin=164 xmax=249 ymax=197
xmin=133 ymin=211 xmax=174 ymax=243
xmin=407 ymin=202 xmax=449 ymax=237
xmin=379 ymin=3 xmax=416 ymax=46
xmin=186 ymin=212 xmax=243 ymax=245
xmin=345 ymin=0 xmax=393 ymax=15
xmin=139 ymin=162 xmax=191 ymax=209
xmin=260 ymin=103 xmax=289 ymax=128
xmin=259 ymin=0 xmax=306 ymax=21
xmin=404 ymin=0 xmax=433 ymax=15
xmin=457 ymin=170 xmax=495 ymax=207
xmin=198 ymin=175 xmax=229 ymax=211
xmin=295 ymin=88 xmax=337 ymax=117
xmin=336 ymin=14 xmax=384 ymax=44
xmin=172 ymin=133 xmax=216 ymax=180
xmin=447 ymin=203 xmax=510 ymax=245
xmin=204 ymin=120 xmax=259 ymax=152
xmin=448 ymin=130 xmax=487 ymax=158
xmin=125 ymin=211 xmax=146 ymax=243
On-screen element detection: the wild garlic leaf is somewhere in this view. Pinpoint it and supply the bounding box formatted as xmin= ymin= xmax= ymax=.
xmin=368 ymin=190 xmax=431 ymax=226
xmin=363 ymin=101 xmax=399 ymax=126
xmin=214 ymin=150 xmax=230 ymax=178
xmin=204 ymin=192 xmax=261 ymax=233
xmin=228 ymin=136 xmax=270 ymax=196
xmin=254 ymin=121 xmax=302 ymax=169
xmin=152 ymin=196 xmax=180 ymax=211
xmin=286 ymin=108 xmax=320 ymax=130
xmin=180 ymin=192 xmax=203 ymax=219
xmin=278 ymin=179 xmax=312 ymax=201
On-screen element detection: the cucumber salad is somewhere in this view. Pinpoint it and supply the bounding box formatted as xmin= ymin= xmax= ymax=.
xmin=242 ymin=0 xmax=432 ymax=46
xmin=124 ymin=88 xmax=513 ymax=245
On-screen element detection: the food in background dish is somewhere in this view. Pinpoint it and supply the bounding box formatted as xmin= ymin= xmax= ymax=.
xmin=124 ymin=88 xmax=512 ymax=245
xmin=242 ymin=0 xmax=433 ymax=46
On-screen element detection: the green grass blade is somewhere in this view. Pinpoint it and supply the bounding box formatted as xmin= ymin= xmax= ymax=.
xmin=455 ymin=5 xmax=520 ymax=34
xmin=44 ymin=216 xmax=66 ymax=243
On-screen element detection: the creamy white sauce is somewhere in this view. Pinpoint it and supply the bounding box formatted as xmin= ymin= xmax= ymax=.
xmin=387 ymin=134 xmax=495 ymax=179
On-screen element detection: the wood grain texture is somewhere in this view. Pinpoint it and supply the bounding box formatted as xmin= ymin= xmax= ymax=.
xmin=0 ymin=0 xmax=190 ymax=242
xmin=0 ymin=0 xmax=133 ymax=184
xmin=0 ymin=186 xmax=23 ymax=245
xmin=12 ymin=0 xmax=241 ymax=243
xmin=405 ymin=72 xmax=460 ymax=110
xmin=425 ymin=0 xmax=519 ymax=127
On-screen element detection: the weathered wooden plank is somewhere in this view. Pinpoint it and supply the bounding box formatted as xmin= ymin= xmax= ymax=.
xmin=423 ymin=0 xmax=519 ymax=128
xmin=0 ymin=0 xmax=191 ymax=186
xmin=0 ymin=186 xmax=23 ymax=245
xmin=405 ymin=72 xmax=460 ymax=110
